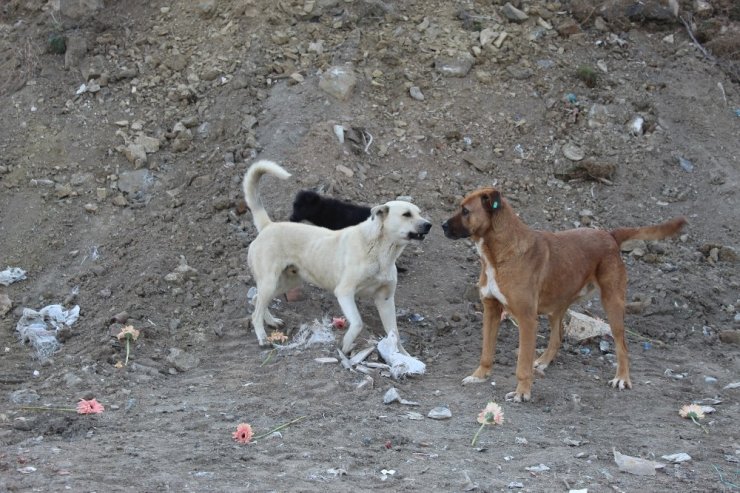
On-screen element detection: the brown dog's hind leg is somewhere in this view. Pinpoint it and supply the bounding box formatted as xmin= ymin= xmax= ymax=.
xmin=534 ymin=308 xmax=567 ymax=373
xmin=597 ymin=261 xmax=632 ymax=389
xmin=463 ymin=297 xmax=503 ymax=385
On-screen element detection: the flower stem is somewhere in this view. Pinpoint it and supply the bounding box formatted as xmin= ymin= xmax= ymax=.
xmin=691 ymin=416 xmax=709 ymax=434
xmin=260 ymin=349 xmax=276 ymax=367
xmin=471 ymin=423 xmax=486 ymax=447
xmin=253 ymin=416 xmax=307 ymax=441
xmin=124 ymin=337 xmax=131 ymax=366
xmin=20 ymin=406 xmax=76 ymax=412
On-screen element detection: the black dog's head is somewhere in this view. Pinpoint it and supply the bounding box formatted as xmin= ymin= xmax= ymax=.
xmin=289 ymin=190 xmax=322 ymax=223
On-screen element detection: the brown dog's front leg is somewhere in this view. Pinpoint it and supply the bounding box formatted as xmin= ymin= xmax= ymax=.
xmin=506 ymin=313 xmax=537 ymax=402
xmin=463 ymin=297 xmax=503 ymax=385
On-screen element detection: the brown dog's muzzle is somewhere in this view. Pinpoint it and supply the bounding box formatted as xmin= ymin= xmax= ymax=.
xmin=441 ymin=215 xmax=470 ymax=239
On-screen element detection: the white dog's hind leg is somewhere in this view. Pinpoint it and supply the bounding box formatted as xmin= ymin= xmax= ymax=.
xmin=374 ymin=292 xmax=408 ymax=355
xmin=336 ymin=293 xmax=364 ymax=354
xmin=252 ymin=277 xmax=279 ymax=347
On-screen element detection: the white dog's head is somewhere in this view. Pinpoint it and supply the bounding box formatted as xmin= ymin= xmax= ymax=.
xmin=370 ymin=201 xmax=432 ymax=242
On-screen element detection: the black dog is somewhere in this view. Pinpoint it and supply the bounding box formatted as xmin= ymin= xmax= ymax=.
xmin=289 ymin=190 xmax=410 ymax=273
xmin=290 ymin=190 xmax=371 ymax=230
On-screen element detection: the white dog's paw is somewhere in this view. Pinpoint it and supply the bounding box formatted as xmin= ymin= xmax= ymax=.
xmin=462 ymin=375 xmax=486 ymax=385
xmin=264 ymin=314 xmax=283 ymax=327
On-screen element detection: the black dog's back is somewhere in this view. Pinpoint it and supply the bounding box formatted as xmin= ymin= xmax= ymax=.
xmin=290 ymin=190 xmax=371 ymax=230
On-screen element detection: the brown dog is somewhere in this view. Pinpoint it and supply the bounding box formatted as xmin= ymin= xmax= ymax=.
xmin=442 ymin=187 xmax=686 ymax=402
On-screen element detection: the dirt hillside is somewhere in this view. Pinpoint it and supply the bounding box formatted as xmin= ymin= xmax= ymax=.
xmin=1 ymin=0 xmax=739 ymax=491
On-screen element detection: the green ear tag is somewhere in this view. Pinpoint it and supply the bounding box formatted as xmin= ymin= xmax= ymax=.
xmin=492 ymin=201 xmax=499 ymax=209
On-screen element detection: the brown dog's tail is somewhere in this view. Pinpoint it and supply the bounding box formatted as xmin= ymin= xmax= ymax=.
xmin=610 ymin=217 xmax=687 ymax=247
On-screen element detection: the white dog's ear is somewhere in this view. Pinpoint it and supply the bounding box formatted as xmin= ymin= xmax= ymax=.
xmin=371 ymin=204 xmax=389 ymax=220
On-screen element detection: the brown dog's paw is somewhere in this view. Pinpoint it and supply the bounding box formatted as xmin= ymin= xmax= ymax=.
xmin=608 ymin=377 xmax=632 ymax=390
xmin=505 ymin=389 xmax=532 ymax=403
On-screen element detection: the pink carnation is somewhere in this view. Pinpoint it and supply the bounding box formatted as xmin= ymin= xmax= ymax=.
xmin=76 ymin=398 xmax=105 ymax=415
xmin=477 ymin=402 xmax=504 ymax=425
xmin=233 ymin=423 xmax=253 ymax=444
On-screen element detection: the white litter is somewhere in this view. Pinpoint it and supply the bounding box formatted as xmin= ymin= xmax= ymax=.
xmin=723 ymin=381 xmax=740 ymax=390
xmin=564 ymin=310 xmax=612 ymax=341
xmin=0 ymin=267 xmax=27 ymax=286
xmin=377 ymin=331 xmax=426 ymax=378
xmin=16 ymin=305 xmax=80 ymax=359
xmin=383 ymin=387 xmax=420 ymax=406
xmin=613 ymin=448 xmax=665 ymax=476
xmin=277 ymin=318 xmax=335 ymax=350
xmin=661 ymin=453 xmax=692 ymax=463
xmin=525 ymin=464 xmax=550 ymax=473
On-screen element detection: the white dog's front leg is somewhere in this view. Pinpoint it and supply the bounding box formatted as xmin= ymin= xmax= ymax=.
xmin=374 ymin=289 xmax=408 ymax=356
xmin=336 ymin=294 xmax=363 ymax=354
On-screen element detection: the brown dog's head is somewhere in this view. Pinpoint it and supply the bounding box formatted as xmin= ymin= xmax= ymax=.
xmin=441 ymin=188 xmax=503 ymax=240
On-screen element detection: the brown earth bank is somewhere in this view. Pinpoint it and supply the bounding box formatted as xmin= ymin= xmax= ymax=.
xmin=1 ymin=0 xmax=739 ymax=491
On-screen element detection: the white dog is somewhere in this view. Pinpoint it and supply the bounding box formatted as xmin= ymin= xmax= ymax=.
xmin=243 ymin=160 xmax=432 ymax=354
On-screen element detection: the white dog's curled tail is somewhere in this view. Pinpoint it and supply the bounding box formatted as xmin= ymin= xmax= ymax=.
xmin=242 ymin=160 xmax=291 ymax=232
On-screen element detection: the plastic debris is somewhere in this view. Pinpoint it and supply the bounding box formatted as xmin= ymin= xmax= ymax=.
xmin=664 ymin=368 xmax=688 ymax=380
xmin=333 ymin=124 xmax=345 ymax=143
xmin=628 ymin=116 xmax=644 ymax=136
xmin=314 ymin=357 xmax=339 ymax=364
xmin=661 ymin=453 xmax=692 ymax=463
xmin=348 ymin=345 xmax=375 ymax=366
xmin=613 ymin=448 xmax=665 ymax=476
xmin=16 ymin=304 xmax=80 ymax=359
xmin=565 ymin=311 xmax=611 ymax=341
xmin=677 ymin=156 xmax=694 ymax=172
xmin=0 ymin=267 xmax=27 ymax=286
xmin=642 ymin=341 xmax=652 ymax=350
xmin=508 ymin=482 xmax=524 ymax=489
xmin=277 ymin=318 xmax=335 ymax=351
xmin=723 ymin=381 xmax=740 ymax=390
xmin=377 ymin=331 xmax=426 ymax=378
xmin=380 ymin=469 xmax=395 ymax=481
xmin=383 ymin=387 xmax=420 ymax=406
xmin=525 ymin=464 xmax=550 ymax=473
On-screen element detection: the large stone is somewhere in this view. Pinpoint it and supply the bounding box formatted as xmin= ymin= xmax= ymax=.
xmin=118 ymin=169 xmax=153 ymax=195
xmin=64 ymin=33 xmax=87 ymax=71
xmin=434 ymin=54 xmax=474 ymax=78
xmin=166 ymin=347 xmax=200 ymax=372
xmin=56 ymin=0 xmax=103 ymax=20
xmin=503 ymin=2 xmax=529 ymax=22
xmin=319 ymin=65 xmax=357 ymax=101
xmin=123 ymin=143 xmax=147 ymax=165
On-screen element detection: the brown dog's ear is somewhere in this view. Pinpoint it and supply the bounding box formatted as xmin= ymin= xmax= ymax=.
xmin=371 ymin=204 xmax=389 ymax=219
xmin=480 ymin=190 xmax=502 ymax=214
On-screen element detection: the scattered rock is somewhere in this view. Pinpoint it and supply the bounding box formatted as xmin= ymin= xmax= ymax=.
xmin=719 ymin=331 xmax=740 ymax=345
xmin=502 ymin=3 xmax=529 ymax=23
xmin=117 ymin=169 xmax=153 ymax=195
xmin=0 ymin=293 xmax=11 ymax=316
xmin=562 ymin=143 xmax=585 ymax=161
xmin=166 ymin=347 xmax=200 ymax=372
xmin=9 ymin=389 xmax=39 ymax=404
xmin=427 ymin=406 xmax=452 ymax=420
xmin=435 ymin=54 xmax=474 ymax=77
xmin=319 ymin=65 xmax=357 ymax=101
xmin=409 ymin=86 xmax=425 ymax=101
